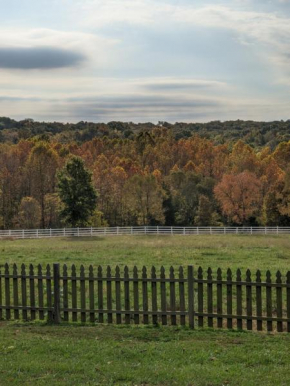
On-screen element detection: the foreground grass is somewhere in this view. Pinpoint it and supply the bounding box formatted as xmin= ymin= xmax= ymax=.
xmin=1 ymin=235 xmax=290 ymax=274
xmin=0 ymin=322 xmax=289 ymax=386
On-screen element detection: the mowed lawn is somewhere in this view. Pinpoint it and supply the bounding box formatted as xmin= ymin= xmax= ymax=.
xmin=1 ymin=235 xmax=290 ymax=385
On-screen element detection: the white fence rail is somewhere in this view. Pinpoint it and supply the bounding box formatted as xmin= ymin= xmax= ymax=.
xmin=0 ymin=226 xmax=289 ymax=239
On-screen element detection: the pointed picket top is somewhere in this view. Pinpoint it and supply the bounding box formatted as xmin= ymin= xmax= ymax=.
xmin=179 ymin=266 xmax=184 ymax=278
xmin=46 ymin=264 xmax=51 ymax=275
xmin=227 ymin=268 xmax=232 ymax=281
xmin=71 ymin=264 xmax=76 ymax=275
xmin=170 ymin=266 xmax=174 ymax=278
xmin=198 ymin=266 xmax=203 ymax=279
xmin=80 ymin=265 xmax=85 ymax=276
xmin=133 ymin=266 xmax=138 ymax=277
xmin=107 ymin=265 xmax=111 ymax=277
xmin=266 ymin=270 xmax=271 ymax=282
xmin=97 ymin=265 xmax=102 ymax=276
xmin=217 ymin=267 xmax=222 ymax=280
xmin=62 ymin=264 xmax=67 ymax=276
xmin=160 ymin=266 xmax=165 ymax=277
xmin=142 ymin=266 xmax=147 ymax=277
xmin=246 ymin=269 xmax=251 ymax=282
xmin=151 ymin=266 xmax=156 ymax=277
xmin=89 ymin=265 xmax=94 ymax=275
xmin=287 ymin=271 xmax=290 ymax=283
xmin=276 ymin=270 xmax=282 ymax=283
xmin=256 ymin=269 xmax=261 ymax=282
xmin=237 ymin=268 xmax=241 ymax=281
xmin=124 ymin=265 xmax=129 ymax=276
xmin=13 ymin=263 xmax=17 ymax=275
xmin=207 ymin=267 xmax=212 ymax=279
xmin=5 ymin=263 xmax=9 ymax=274
xmin=21 ymin=263 xmax=26 ymax=275
xmin=29 ymin=264 xmax=34 ymax=275
xmin=115 ymin=265 xmax=120 ymax=277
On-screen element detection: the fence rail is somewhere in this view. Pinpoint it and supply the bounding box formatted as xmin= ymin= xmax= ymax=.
xmin=0 ymin=226 xmax=290 ymax=239
xmin=0 ymin=263 xmax=290 ymax=332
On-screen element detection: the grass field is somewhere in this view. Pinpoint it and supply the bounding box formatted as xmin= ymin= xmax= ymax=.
xmin=1 ymin=234 xmax=290 ymax=273
xmin=1 ymin=322 xmax=290 ymax=386
xmin=1 ymin=234 xmax=290 ymax=385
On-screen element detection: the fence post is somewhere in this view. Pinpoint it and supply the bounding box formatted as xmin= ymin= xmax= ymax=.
xmin=187 ymin=266 xmax=194 ymax=329
xmin=53 ymin=263 xmax=61 ymax=324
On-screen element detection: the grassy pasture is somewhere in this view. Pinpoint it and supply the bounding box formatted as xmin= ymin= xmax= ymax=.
xmin=1 ymin=234 xmax=290 ymax=385
xmin=1 ymin=234 xmax=290 ymax=273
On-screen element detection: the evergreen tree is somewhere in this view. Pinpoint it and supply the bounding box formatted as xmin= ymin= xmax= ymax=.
xmin=58 ymin=157 xmax=97 ymax=226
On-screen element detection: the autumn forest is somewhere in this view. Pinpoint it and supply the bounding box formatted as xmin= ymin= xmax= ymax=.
xmin=1 ymin=117 xmax=290 ymax=229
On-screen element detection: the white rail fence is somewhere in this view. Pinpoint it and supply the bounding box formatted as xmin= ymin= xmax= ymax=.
xmin=0 ymin=226 xmax=289 ymax=239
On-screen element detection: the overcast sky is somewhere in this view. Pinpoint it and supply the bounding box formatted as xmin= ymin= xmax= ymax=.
xmin=0 ymin=0 xmax=290 ymax=123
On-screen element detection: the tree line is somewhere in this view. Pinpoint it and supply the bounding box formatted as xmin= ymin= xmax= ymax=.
xmin=1 ymin=125 xmax=290 ymax=229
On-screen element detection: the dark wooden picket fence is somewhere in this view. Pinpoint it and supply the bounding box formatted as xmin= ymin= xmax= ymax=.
xmin=0 ymin=263 xmax=290 ymax=332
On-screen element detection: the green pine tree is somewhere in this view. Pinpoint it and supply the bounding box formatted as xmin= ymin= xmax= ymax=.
xmin=57 ymin=157 xmax=97 ymax=227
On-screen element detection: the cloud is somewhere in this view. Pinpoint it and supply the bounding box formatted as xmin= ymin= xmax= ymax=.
xmin=142 ymin=79 xmax=227 ymax=92
xmin=0 ymin=28 xmax=119 ymax=71
xmin=0 ymin=47 xmax=85 ymax=70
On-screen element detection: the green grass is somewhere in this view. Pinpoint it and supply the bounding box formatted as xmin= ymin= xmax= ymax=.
xmin=1 ymin=235 xmax=290 ymax=385
xmin=1 ymin=234 xmax=290 ymax=274
xmin=1 ymin=321 xmax=290 ymax=386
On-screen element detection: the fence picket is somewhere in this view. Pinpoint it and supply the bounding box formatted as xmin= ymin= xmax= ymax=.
xmin=0 ymin=266 xmax=2 ymax=321
xmin=21 ymin=264 xmax=27 ymax=321
xmin=80 ymin=265 xmax=86 ymax=323
xmin=71 ymin=265 xmax=77 ymax=322
xmin=236 ymin=269 xmax=242 ymax=330
xmin=13 ymin=264 xmax=19 ymax=320
xmin=198 ymin=267 xmax=203 ymax=328
xmin=124 ymin=266 xmax=130 ymax=324
xmin=133 ymin=266 xmax=139 ymax=324
xmin=29 ymin=264 xmax=36 ymax=321
xmin=169 ymin=266 xmax=176 ymax=325
xmin=98 ymin=266 xmax=103 ymax=323
xmin=246 ymin=269 xmax=252 ymax=331
xmin=217 ymin=268 xmax=222 ymax=328
xmin=160 ymin=266 xmax=167 ymax=325
xmin=287 ymin=272 xmax=290 ymax=333
xmin=179 ymin=266 xmax=185 ymax=326
xmin=276 ymin=271 xmax=283 ymax=332
xmin=227 ymin=268 xmax=232 ymax=329
xmin=266 ymin=271 xmax=273 ymax=331
xmin=63 ymin=264 xmax=68 ymax=322
xmin=46 ymin=264 xmax=53 ymax=322
xmin=107 ymin=266 xmax=113 ymax=324
xmin=256 ymin=270 xmax=262 ymax=331
xmin=115 ymin=266 xmax=121 ymax=324
xmin=5 ymin=263 xmax=10 ymax=320
xmin=266 ymin=270 xmax=272 ymax=332
xmin=142 ymin=266 xmax=149 ymax=324
xmin=89 ymin=265 xmax=95 ymax=323
xmin=151 ymin=266 xmax=158 ymax=325
xmin=207 ymin=267 xmax=213 ymax=328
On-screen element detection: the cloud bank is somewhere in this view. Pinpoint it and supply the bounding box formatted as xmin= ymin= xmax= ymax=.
xmin=0 ymin=47 xmax=85 ymax=69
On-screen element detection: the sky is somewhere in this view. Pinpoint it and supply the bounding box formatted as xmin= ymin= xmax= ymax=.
xmin=0 ymin=0 xmax=290 ymax=123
